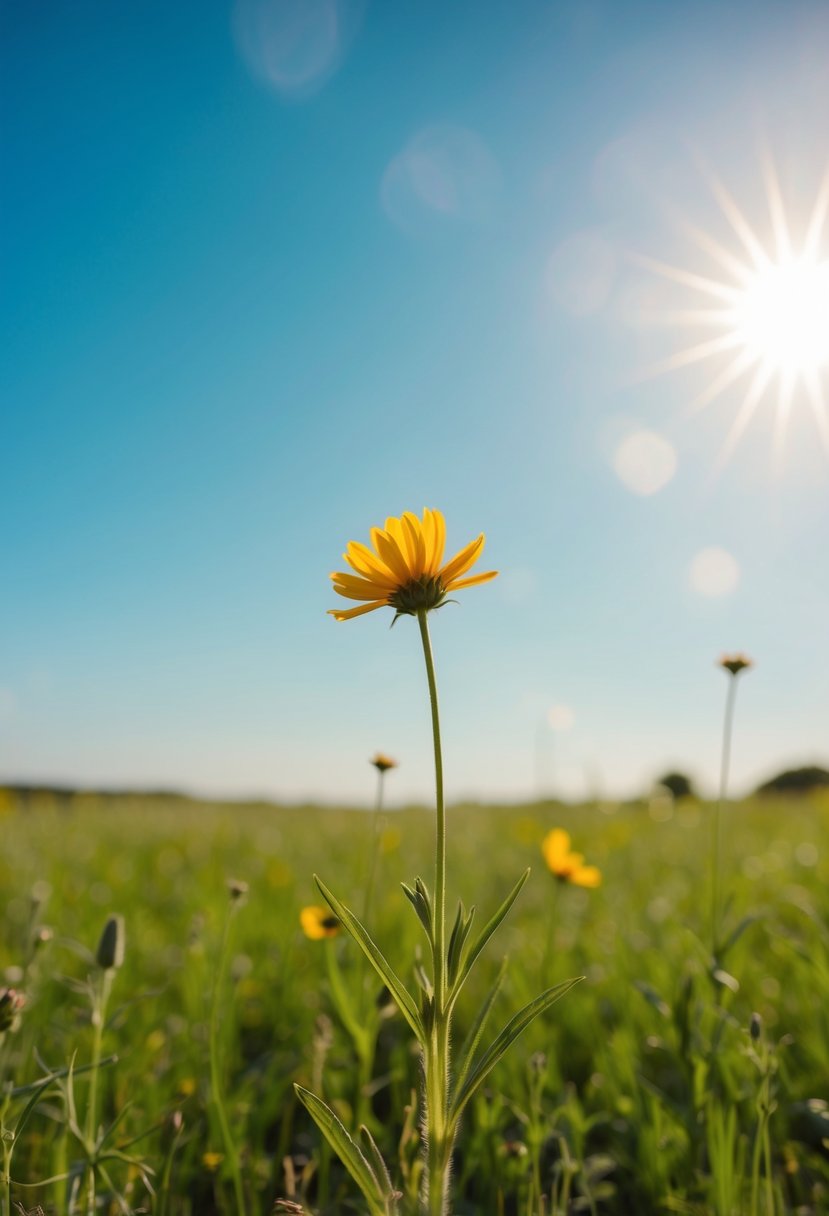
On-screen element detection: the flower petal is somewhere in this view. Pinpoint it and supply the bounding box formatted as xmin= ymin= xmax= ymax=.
xmin=328 ymin=600 xmax=387 ymax=621
xmin=402 ymin=512 xmax=427 ymax=577
xmin=344 ymin=542 xmax=398 ymax=587
xmin=330 ymin=572 xmax=391 ymax=601
xmin=541 ymin=828 xmax=571 ymax=870
xmin=425 ymin=508 xmax=446 ymax=574
xmin=439 ymin=533 xmax=486 ymax=585
xmin=571 ymin=865 xmax=602 ymax=888
xmin=372 ymin=526 xmax=411 ymax=584
xmin=445 ymin=569 xmax=498 ymax=592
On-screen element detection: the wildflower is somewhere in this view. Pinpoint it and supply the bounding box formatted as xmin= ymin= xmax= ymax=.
xmin=370 ymin=752 xmax=398 ymax=773
xmin=300 ymin=905 xmax=341 ymax=940
xmin=719 ymin=653 xmax=754 ymax=677
xmin=0 ymin=987 xmax=25 ymax=1033
xmin=328 ymin=507 xmax=497 ymax=621
xmin=202 ymin=1151 xmax=224 ymax=1172
xmin=541 ymin=829 xmax=601 ymax=888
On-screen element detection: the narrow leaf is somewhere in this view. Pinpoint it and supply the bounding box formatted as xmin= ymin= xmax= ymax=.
xmin=450 ymin=977 xmax=582 ymax=1123
xmin=446 ymin=901 xmax=466 ymax=986
xmin=448 ymin=870 xmax=530 ymax=1007
xmin=359 ymin=1124 xmax=400 ymax=1211
xmin=401 ymin=884 xmax=432 ymax=942
xmin=453 ymin=957 xmax=508 ymax=1099
xmin=315 ymin=876 xmax=424 ymax=1042
xmin=294 ymin=1085 xmax=387 ymax=1216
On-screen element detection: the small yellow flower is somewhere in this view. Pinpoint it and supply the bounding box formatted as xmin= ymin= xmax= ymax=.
xmin=541 ymin=829 xmax=601 ymax=888
xmin=719 ymin=653 xmax=754 ymax=677
xmin=329 ymin=507 xmax=497 ymax=621
xmin=300 ymin=905 xmax=341 ymax=940
xmin=202 ymin=1151 xmax=224 ymax=1172
xmin=370 ymin=752 xmax=398 ymax=773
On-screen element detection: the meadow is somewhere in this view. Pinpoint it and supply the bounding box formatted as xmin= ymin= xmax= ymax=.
xmin=2 ymin=787 xmax=828 ymax=1215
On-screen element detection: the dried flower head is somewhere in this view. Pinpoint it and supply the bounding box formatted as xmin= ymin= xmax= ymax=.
xmin=719 ymin=653 xmax=754 ymax=677
xmin=370 ymin=753 xmax=398 ymax=773
xmin=329 ymin=508 xmax=497 ymax=622
xmin=541 ymin=829 xmax=602 ymax=888
xmin=300 ymin=905 xmax=341 ymax=940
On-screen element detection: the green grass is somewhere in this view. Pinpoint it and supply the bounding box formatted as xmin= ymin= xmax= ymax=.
xmin=2 ymin=789 xmax=828 ymax=1214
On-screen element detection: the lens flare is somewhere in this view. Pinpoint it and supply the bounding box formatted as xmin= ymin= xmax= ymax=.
xmin=635 ymin=153 xmax=829 ymax=465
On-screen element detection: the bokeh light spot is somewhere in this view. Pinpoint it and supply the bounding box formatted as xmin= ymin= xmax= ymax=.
xmin=547 ymin=704 xmax=575 ymax=731
xmin=689 ymin=547 xmax=740 ymax=597
xmin=380 ymin=125 xmax=500 ymax=236
xmin=613 ymin=430 xmax=677 ymax=495
xmin=233 ymin=0 xmax=362 ymax=98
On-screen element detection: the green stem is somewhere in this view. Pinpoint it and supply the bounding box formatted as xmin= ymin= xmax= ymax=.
xmin=417 ymin=609 xmax=452 ymax=1216
xmin=85 ymin=967 xmax=113 ymax=1216
xmin=712 ymin=674 xmax=739 ymax=957
xmin=209 ymin=906 xmax=247 ymax=1216
xmin=417 ymin=610 xmax=446 ymax=1010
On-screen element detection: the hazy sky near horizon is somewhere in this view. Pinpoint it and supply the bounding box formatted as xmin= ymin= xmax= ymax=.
xmin=3 ymin=0 xmax=829 ymax=805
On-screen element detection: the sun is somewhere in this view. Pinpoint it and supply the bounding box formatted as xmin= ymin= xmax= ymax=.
xmin=635 ymin=154 xmax=829 ymax=464
xmin=731 ymin=257 xmax=829 ymax=376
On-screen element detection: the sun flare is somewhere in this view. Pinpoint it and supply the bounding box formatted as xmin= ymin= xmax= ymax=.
xmin=637 ymin=155 xmax=829 ymax=463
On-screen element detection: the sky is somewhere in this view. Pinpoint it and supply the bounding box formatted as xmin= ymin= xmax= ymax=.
xmin=3 ymin=0 xmax=829 ymax=806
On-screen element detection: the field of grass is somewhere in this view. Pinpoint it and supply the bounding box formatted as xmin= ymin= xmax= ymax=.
xmin=2 ymin=788 xmax=829 ymax=1215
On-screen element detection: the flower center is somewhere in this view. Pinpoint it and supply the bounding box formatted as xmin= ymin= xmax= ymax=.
xmin=389 ymin=575 xmax=447 ymax=616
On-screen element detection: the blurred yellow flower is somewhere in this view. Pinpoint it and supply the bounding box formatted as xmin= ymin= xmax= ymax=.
xmin=370 ymin=752 xmax=398 ymax=773
xmin=202 ymin=1151 xmax=224 ymax=1172
xmin=329 ymin=507 xmax=497 ymax=621
xmin=719 ymin=653 xmax=754 ymax=676
xmin=541 ymin=829 xmax=601 ymax=888
xmin=300 ymin=905 xmax=341 ymax=940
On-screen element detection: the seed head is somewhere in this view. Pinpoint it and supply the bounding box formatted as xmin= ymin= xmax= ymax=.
xmin=96 ymin=914 xmax=126 ymax=972
xmin=227 ymin=879 xmax=249 ymax=905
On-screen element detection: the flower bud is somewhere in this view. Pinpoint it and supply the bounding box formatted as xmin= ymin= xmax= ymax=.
xmin=96 ymin=914 xmax=126 ymax=971
xmin=750 ymin=1011 xmax=763 ymax=1041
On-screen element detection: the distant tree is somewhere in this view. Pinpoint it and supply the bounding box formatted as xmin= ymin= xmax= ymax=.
xmin=755 ymin=766 xmax=829 ymax=796
xmin=656 ymin=771 xmax=696 ymax=800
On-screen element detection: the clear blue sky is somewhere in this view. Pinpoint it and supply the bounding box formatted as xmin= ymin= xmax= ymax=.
xmin=3 ymin=0 xmax=828 ymax=804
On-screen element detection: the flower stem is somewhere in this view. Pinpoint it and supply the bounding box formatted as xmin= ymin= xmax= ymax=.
xmin=417 ymin=609 xmax=451 ymax=1215
xmin=712 ymin=674 xmax=739 ymax=957
xmin=85 ymin=967 xmax=113 ymax=1216
xmin=417 ymin=610 xmax=446 ymax=1009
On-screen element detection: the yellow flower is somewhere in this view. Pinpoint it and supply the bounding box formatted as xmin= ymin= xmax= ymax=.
xmin=300 ymin=905 xmax=341 ymax=940
xmin=541 ymin=829 xmax=601 ymax=888
xmin=370 ymin=752 xmax=398 ymax=773
xmin=202 ymin=1151 xmax=224 ymax=1172
xmin=718 ymin=653 xmax=754 ymax=677
xmin=328 ymin=507 xmax=497 ymax=621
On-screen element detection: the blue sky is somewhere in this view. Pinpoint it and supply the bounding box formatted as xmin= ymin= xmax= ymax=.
xmin=3 ymin=0 xmax=828 ymax=804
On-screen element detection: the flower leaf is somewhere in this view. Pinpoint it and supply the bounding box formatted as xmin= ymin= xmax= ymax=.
xmin=294 ymin=1086 xmax=388 ymax=1216
xmin=449 ymin=977 xmax=582 ymax=1125
xmin=448 ymin=869 xmax=530 ymax=1007
xmin=315 ymin=875 xmax=424 ymax=1042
